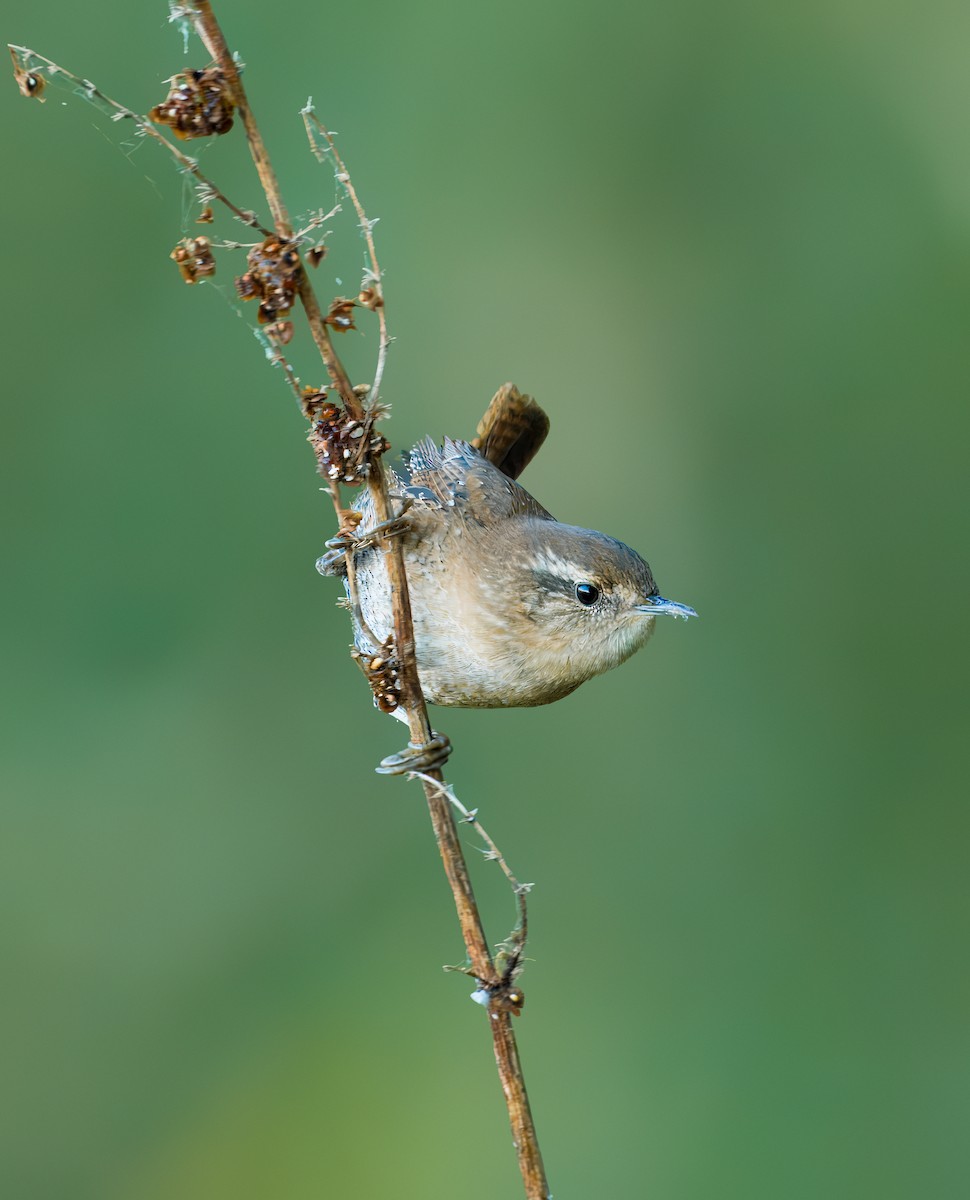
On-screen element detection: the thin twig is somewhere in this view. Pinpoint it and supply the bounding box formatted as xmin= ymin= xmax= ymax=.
xmin=292 ymin=202 xmax=342 ymax=244
xmin=411 ymin=771 xmax=532 ymax=952
xmin=302 ymin=105 xmax=391 ymax=407
xmin=255 ymin=335 xmax=303 ymax=406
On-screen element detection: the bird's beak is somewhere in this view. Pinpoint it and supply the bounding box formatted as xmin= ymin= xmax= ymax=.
xmin=634 ymin=595 xmax=697 ymax=620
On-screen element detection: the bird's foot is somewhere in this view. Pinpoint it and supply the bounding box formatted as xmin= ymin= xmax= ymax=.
xmin=355 ymin=500 xmax=414 ymax=552
xmin=376 ymin=731 xmax=452 ymax=776
xmin=315 ymin=500 xmax=413 ymax=576
xmin=315 ymin=545 xmax=346 ymax=575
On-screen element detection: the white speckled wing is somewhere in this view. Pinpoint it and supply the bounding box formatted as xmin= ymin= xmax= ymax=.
xmin=404 ymin=438 xmax=554 ymax=525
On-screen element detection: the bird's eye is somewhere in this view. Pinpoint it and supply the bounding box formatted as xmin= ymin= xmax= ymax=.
xmin=575 ymin=582 xmax=600 ymax=606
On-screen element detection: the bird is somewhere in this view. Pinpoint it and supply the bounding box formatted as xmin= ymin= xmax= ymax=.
xmin=318 ymin=383 xmax=695 ymax=772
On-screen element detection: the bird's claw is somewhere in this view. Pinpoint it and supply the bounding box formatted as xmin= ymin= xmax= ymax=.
xmin=358 ymin=503 xmax=413 ymax=550
xmin=316 ymin=501 xmax=414 ymax=576
xmin=376 ymin=732 xmax=452 ymax=776
xmin=315 ymin=546 xmax=345 ymax=576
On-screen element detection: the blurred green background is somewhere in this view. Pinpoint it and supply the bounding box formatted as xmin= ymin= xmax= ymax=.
xmin=3 ymin=2 xmax=968 ymax=1197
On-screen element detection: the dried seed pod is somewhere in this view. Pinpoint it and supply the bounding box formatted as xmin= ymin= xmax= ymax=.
xmin=11 ymin=54 xmax=46 ymax=101
xmin=170 ymin=235 xmax=216 ymax=283
xmin=323 ymin=296 xmax=357 ymax=333
xmin=300 ymin=387 xmax=332 ymax=422
xmin=234 ymin=272 xmax=258 ymax=300
xmin=352 ymin=639 xmax=401 ymax=714
xmin=307 ymin=245 xmax=327 ymax=268
xmin=149 ymin=67 xmax=235 ymax=139
xmin=234 ymin=236 xmax=301 ymax=322
xmin=196 ymin=205 xmax=215 ymax=224
xmin=264 ymin=320 xmax=294 ymax=345
xmin=357 ymin=286 xmax=383 ymax=311
xmin=488 ymin=986 xmax=525 ymax=1018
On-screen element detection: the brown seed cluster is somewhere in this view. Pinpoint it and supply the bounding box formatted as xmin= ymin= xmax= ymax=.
xmin=235 ymin=237 xmax=301 ymax=324
xmin=487 ymin=984 xmax=525 ymax=1018
xmin=171 ymin=235 xmax=216 ymax=283
xmin=149 ymin=67 xmax=235 ymax=139
xmin=302 ymin=387 xmax=389 ymax=485
xmin=353 ymin=640 xmax=401 ymax=714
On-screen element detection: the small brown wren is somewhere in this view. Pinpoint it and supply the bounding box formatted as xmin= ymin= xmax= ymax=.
xmin=318 ymin=384 xmax=695 ymax=771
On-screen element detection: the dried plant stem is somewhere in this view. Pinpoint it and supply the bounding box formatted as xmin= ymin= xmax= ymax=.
xmin=410 ymin=772 xmax=543 ymax=1191
xmin=185 ymin=5 xmax=549 ymax=1197
xmin=492 ymin=1016 xmax=547 ymax=1191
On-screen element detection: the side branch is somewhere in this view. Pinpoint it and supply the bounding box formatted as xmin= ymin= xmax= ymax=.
xmin=8 ymin=44 xmax=271 ymax=236
xmin=302 ymin=105 xmax=391 ymax=407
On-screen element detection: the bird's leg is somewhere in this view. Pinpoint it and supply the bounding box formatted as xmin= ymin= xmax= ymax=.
xmin=374 ymin=705 xmax=452 ymax=776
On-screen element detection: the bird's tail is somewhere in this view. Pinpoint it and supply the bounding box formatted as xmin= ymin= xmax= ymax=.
xmin=471 ymin=382 xmax=550 ymax=480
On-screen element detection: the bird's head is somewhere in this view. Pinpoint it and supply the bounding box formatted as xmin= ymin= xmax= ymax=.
xmin=506 ymin=520 xmax=696 ymax=689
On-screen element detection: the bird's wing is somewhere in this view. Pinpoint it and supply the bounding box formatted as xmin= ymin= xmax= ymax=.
xmin=405 ymin=437 xmax=554 ymax=524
